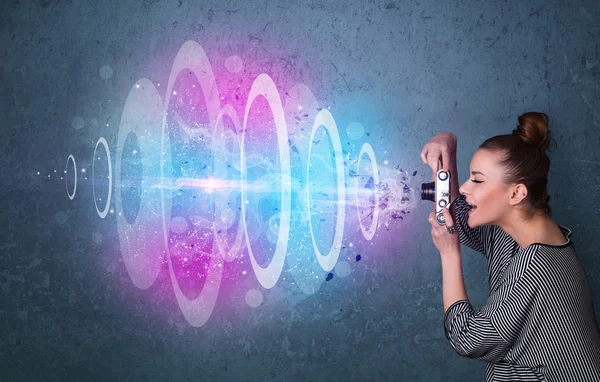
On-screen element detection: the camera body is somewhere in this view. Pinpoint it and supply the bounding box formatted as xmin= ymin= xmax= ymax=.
xmin=421 ymin=170 xmax=451 ymax=225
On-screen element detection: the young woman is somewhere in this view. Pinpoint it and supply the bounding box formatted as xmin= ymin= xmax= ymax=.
xmin=421 ymin=112 xmax=600 ymax=381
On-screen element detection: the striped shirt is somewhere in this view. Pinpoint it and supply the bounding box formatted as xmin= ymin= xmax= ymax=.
xmin=444 ymin=194 xmax=600 ymax=381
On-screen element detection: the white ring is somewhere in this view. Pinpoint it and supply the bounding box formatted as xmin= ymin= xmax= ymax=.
xmin=212 ymin=104 xmax=245 ymax=262
xmin=92 ymin=137 xmax=112 ymax=219
xmin=281 ymin=84 xmax=328 ymax=295
xmin=115 ymin=78 xmax=166 ymax=290
xmin=306 ymin=109 xmax=346 ymax=272
xmin=65 ymin=154 xmax=77 ymax=200
xmin=161 ymin=40 xmax=223 ymax=327
xmin=356 ymin=142 xmax=380 ymax=240
xmin=241 ymin=73 xmax=291 ymax=289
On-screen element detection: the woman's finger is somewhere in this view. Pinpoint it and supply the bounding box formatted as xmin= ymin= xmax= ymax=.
xmin=442 ymin=207 xmax=455 ymax=227
xmin=420 ymin=147 xmax=428 ymax=163
xmin=427 ymin=151 xmax=440 ymax=175
xmin=442 ymin=150 xmax=451 ymax=172
xmin=428 ymin=210 xmax=437 ymax=226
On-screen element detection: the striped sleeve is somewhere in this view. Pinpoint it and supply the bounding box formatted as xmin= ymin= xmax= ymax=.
xmin=453 ymin=194 xmax=497 ymax=258
xmin=443 ymin=252 xmax=537 ymax=362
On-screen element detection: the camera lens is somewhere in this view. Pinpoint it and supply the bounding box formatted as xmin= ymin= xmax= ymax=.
xmin=421 ymin=181 xmax=435 ymax=202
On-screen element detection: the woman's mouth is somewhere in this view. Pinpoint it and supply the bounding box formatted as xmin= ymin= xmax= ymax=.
xmin=467 ymin=202 xmax=477 ymax=215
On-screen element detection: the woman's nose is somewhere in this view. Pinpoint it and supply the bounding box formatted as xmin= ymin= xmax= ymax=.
xmin=459 ymin=183 xmax=468 ymax=195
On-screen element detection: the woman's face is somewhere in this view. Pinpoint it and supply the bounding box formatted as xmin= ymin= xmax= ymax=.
xmin=458 ymin=149 xmax=513 ymax=228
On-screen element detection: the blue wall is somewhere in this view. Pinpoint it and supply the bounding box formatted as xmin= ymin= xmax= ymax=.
xmin=1 ymin=0 xmax=599 ymax=380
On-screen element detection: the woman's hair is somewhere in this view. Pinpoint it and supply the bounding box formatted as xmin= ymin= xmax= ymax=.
xmin=479 ymin=112 xmax=553 ymax=218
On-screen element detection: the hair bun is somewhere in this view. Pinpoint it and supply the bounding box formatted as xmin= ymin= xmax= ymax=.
xmin=512 ymin=112 xmax=551 ymax=152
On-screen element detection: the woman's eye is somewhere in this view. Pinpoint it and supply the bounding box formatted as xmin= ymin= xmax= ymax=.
xmin=470 ymin=179 xmax=483 ymax=184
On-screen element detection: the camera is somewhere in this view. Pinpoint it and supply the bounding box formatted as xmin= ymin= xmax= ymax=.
xmin=421 ymin=170 xmax=451 ymax=225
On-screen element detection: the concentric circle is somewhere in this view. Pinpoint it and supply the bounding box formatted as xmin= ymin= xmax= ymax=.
xmin=114 ymin=78 xmax=167 ymax=290
xmin=161 ymin=40 xmax=223 ymax=327
xmin=241 ymin=73 xmax=291 ymax=289
xmin=306 ymin=109 xmax=346 ymax=272
xmin=356 ymin=142 xmax=380 ymax=240
xmin=212 ymin=104 xmax=245 ymax=262
xmin=92 ymin=137 xmax=112 ymax=219
xmin=282 ymin=83 xmax=328 ymax=295
xmin=65 ymin=154 xmax=77 ymax=200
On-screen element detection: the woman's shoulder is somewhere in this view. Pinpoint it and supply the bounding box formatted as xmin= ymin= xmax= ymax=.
xmin=542 ymin=224 xmax=572 ymax=246
xmin=515 ymin=224 xmax=572 ymax=251
xmin=521 ymin=226 xmax=578 ymax=272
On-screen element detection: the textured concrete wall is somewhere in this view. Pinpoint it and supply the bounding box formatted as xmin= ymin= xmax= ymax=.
xmin=1 ymin=0 xmax=599 ymax=380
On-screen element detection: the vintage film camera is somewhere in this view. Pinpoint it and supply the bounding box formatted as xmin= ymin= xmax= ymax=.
xmin=421 ymin=170 xmax=451 ymax=225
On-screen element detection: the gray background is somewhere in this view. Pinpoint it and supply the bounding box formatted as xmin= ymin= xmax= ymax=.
xmin=1 ymin=0 xmax=600 ymax=381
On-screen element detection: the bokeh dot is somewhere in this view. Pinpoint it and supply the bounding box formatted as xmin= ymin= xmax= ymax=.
xmin=92 ymin=232 xmax=103 ymax=244
xmin=99 ymin=65 xmax=113 ymax=80
xmin=170 ymin=216 xmax=189 ymax=234
xmin=245 ymin=289 xmax=264 ymax=308
xmin=54 ymin=211 xmax=68 ymax=225
xmin=225 ymin=55 xmax=243 ymax=73
xmin=346 ymin=122 xmax=365 ymax=140
xmin=71 ymin=116 xmax=84 ymax=130
xmin=334 ymin=260 xmax=352 ymax=277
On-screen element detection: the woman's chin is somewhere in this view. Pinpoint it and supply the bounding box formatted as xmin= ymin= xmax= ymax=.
xmin=468 ymin=218 xmax=491 ymax=229
xmin=467 ymin=208 xmax=480 ymax=228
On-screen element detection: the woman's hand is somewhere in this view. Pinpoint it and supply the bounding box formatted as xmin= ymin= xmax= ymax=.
xmin=420 ymin=132 xmax=457 ymax=179
xmin=422 ymin=132 xmax=460 ymax=256
xmin=428 ymin=206 xmax=460 ymax=257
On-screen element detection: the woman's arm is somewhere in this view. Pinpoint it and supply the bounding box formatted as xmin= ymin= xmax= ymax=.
xmin=429 ymin=208 xmax=469 ymax=312
xmin=441 ymin=248 xmax=468 ymax=313
xmin=443 ymin=250 xmax=538 ymax=362
xmin=431 ymin=203 xmax=513 ymax=362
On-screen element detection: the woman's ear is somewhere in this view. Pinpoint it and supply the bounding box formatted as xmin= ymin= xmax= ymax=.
xmin=509 ymin=184 xmax=527 ymax=205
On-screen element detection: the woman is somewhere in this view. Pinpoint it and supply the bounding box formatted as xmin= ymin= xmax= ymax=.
xmin=421 ymin=112 xmax=600 ymax=381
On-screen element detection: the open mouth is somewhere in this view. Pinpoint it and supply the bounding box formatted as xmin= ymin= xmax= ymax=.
xmin=467 ymin=202 xmax=477 ymax=214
